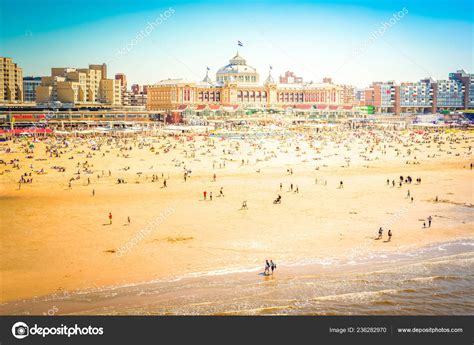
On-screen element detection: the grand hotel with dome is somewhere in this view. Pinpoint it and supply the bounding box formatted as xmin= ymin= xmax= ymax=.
xmin=147 ymin=52 xmax=355 ymax=119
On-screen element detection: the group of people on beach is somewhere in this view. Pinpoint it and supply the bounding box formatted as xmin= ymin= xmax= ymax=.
xmin=3 ymin=126 xmax=472 ymax=291
xmin=377 ymin=227 xmax=392 ymax=242
xmin=264 ymin=260 xmax=277 ymax=275
xmin=203 ymin=186 xmax=224 ymax=201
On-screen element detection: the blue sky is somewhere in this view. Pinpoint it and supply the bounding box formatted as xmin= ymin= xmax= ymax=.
xmin=0 ymin=0 xmax=472 ymax=87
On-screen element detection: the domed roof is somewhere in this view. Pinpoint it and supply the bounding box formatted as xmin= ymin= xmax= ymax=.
xmin=217 ymin=64 xmax=257 ymax=75
xmin=216 ymin=52 xmax=258 ymax=75
xmin=229 ymin=52 xmax=246 ymax=65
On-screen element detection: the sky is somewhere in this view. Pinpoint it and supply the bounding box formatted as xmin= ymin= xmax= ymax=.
xmin=0 ymin=0 xmax=473 ymax=88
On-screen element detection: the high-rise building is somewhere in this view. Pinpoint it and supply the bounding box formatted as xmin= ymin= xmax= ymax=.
xmin=0 ymin=57 xmax=23 ymax=103
xmin=115 ymin=73 xmax=127 ymax=91
xmin=449 ymin=70 xmax=473 ymax=109
xmin=279 ymin=71 xmax=303 ymax=84
xmin=36 ymin=63 xmax=121 ymax=106
xmin=361 ymin=72 xmax=472 ymax=115
xmin=433 ymin=79 xmax=464 ymax=111
xmin=23 ymin=76 xmax=42 ymax=102
xmin=399 ymin=79 xmax=434 ymax=114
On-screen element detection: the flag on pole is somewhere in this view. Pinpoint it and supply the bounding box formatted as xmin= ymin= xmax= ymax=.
xmin=238 ymin=40 xmax=243 ymax=47
xmin=206 ymin=66 xmax=210 ymax=71
xmin=270 ymin=65 xmax=273 ymax=70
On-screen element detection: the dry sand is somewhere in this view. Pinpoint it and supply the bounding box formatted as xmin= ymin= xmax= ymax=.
xmin=0 ymin=127 xmax=473 ymax=304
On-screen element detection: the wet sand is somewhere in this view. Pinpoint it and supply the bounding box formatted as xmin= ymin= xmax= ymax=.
xmin=0 ymin=127 xmax=473 ymax=310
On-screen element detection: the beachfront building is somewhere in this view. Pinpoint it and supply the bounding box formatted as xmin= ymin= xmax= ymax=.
xmin=23 ymin=76 xmax=42 ymax=102
xmin=364 ymin=81 xmax=398 ymax=114
xmin=36 ymin=63 xmax=121 ymax=106
xmin=122 ymin=84 xmax=149 ymax=108
xmin=360 ymin=71 xmax=473 ymax=115
xmin=0 ymin=57 xmax=23 ymax=103
xmin=399 ymin=79 xmax=434 ymax=114
xmin=147 ymin=53 xmax=353 ymax=122
xmin=449 ymin=69 xmax=474 ymax=109
xmin=433 ymin=79 xmax=465 ymax=112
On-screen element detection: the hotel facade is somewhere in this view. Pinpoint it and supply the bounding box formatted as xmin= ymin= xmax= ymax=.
xmin=364 ymin=70 xmax=473 ymax=115
xmin=147 ymin=53 xmax=354 ymax=121
xmin=0 ymin=57 xmax=23 ymax=103
xmin=36 ymin=63 xmax=122 ymax=106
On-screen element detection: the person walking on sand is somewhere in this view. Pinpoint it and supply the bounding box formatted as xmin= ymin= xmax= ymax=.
xmin=378 ymin=227 xmax=383 ymax=239
xmin=270 ymin=260 xmax=277 ymax=275
xmin=387 ymin=229 xmax=392 ymax=242
xmin=203 ymin=191 xmax=207 ymax=200
xmin=280 ymin=182 xmax=282 ymax=191
xmin=339 ymin=180 xmax=344 ymax=189
xmin=264 ymin=260 xmax=270 ymax=275
xmin=92 ymin=189 xmax=95 ymax=197
xmin=428 ymin=215 xmax=432 ymax=227
xmin=213 ymin=173 xmax=216 ymax=182
xmin=109 ymin=212 xmax=113 ymax=225
xmin=127 ymin=216 xmax=131 ymax=225
xmin=220 ymin=187 xmax=224 ymax=197
xmin=210 ymin=192 xmax=213 ymax=201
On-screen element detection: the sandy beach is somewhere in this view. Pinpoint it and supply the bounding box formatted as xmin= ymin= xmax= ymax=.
xmin=0 ymin=126 xmax=473 ymax=310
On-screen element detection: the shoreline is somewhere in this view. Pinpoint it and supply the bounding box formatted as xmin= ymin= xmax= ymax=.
xmin=1 ymin=237 xmax=473 ymax=315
